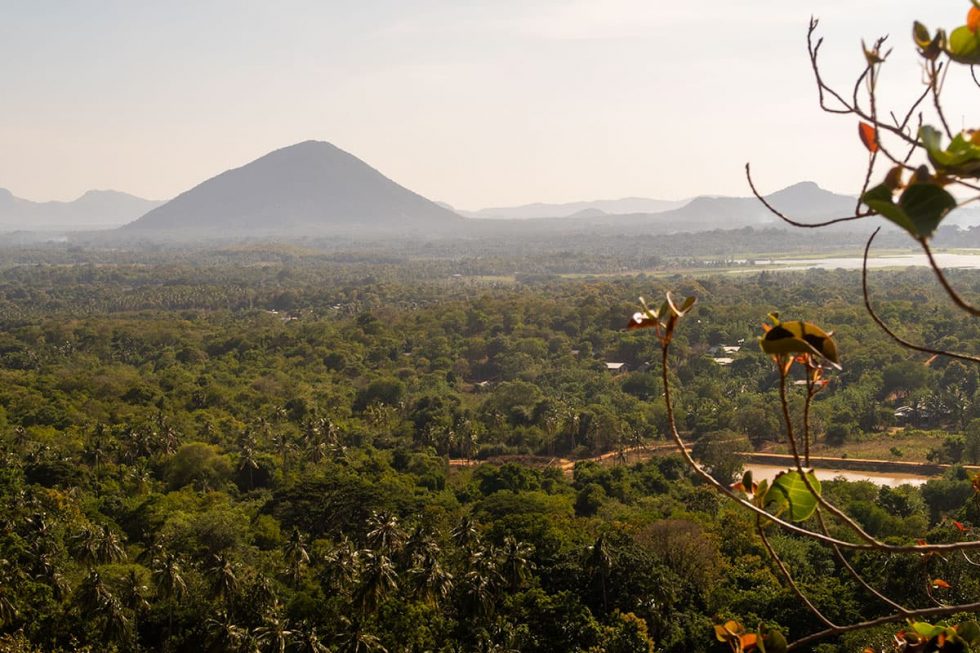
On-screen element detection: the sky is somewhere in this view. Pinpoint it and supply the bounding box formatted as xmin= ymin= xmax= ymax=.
xmin=0 ymin=1 xmax=975 ymax=209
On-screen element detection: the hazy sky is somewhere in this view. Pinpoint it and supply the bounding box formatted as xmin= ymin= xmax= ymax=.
xmin=0 ymin=1 xmax=975 ymax=209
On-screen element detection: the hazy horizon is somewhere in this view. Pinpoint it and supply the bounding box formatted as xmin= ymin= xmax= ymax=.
xmin=0 ymin=1 xmax=974 ymax=209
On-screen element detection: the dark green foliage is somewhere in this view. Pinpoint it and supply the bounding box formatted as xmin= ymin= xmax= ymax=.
xmin=0 ymin=255 xmax=976 ymax=650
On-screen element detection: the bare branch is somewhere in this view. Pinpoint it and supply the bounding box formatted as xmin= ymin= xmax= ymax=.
xmin=929 ymin=60 xmax=954 ymax=140
xmin=815 ymin=509 xmax=910 ymax=615
xmin=778 ymin=369 xmax=879 ymax=546
xmin=919 ymin=237 xmax=980 ymax=317
xmin=758 ymin=515 xmax=837 ymax=629
xmin=662 ymin=332 xmax=980 ymax=550
xmin=745 ymin=164 xmax=871 ymax=228
xmin=787 ymin=600 xmax=980 ymax=651
xmin=862 ymin=228 xmax=980 ymax=364
xmin=807 ymin=18 xmax=854 ymax=114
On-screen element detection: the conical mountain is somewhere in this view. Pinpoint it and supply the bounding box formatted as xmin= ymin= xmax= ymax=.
xmin=123 ymin=141 xmax=462 ymax=236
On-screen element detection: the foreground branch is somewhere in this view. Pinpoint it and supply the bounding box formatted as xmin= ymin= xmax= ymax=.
xmin=862 ymin=228 xmax=980 ymax=364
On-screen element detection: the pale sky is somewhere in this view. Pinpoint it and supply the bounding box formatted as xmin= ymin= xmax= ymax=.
xmin=0 ymin=1 xmax=974 ymax=209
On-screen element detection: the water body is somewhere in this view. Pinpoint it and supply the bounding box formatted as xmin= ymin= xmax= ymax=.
xmin=753 ymin=252 xmax=980 ymax=271
xmin=743 ymin=463 xmax=930 ymax=487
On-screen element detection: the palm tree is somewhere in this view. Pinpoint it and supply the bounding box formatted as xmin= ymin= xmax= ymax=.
xmin=584 ymin=534 xmax=613 ymax=613
xmin=75 ymin=570 xmax=130 ymax=644
xmin=120 ymin=569 xmax=150 ymax=615
xmin=239 ymin=445 xmax=260 ymax=490
xmin=205 ymin=553 xmax=240 ymax=603
xmin=254 ymin=607 xmax=293 ymax=653
xmin=206 ymin=611 xmax=245 ymax=653
xmin=355 ymin=551 xmax=398 ymax=614
xmin=337 ymin=618 xmax=388 ymax=653
xmin=409 ymin=546 xmax=453 ymax=604
xmin=96 ymin=525 xmax=127 ymax=564
xmin=324 ymin=536 xmax=359 ymax=595
xmin=272 ymin=431 xmax=295 ymax=473
xmin=451 ymin=516 xmax=479 ymax=553
xmin=283 ymin=528 xmax=310 ymax=588
xmin=365 ymin=512 xmax=404 ymax=555
xmin=498 ymin=537 xmax=533 ymax=592
xmin=70 ymin=527 xmax=101 ymax=568
xmin=291 ymin=622 xmax=330 ymax=653
xmin=152 ymin=552 xmax=186 ymax=640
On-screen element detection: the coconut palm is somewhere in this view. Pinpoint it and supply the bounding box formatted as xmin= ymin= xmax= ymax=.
xmin=498 ymin=537 xmax=533 ymax=592
xmin=152 ymin=552 xmax=186 ymax=641
xmin=365 ymin=512 xmax=404 ymax=555
xmin=337 ymin=618 xmax=388 ymax=653
xmin=323 ymin=535 xmax=359 ymax=594
xmin=584 ymin=533 xmax=613 ymax=613
xmin=120 ymin=569 xmax=150 ymax=615
xmin=355 ymin=551 xmax=398 ymax=614
xmin=96 ymin=525 xmax=126 ymax=564
xmin=206 ymin=553 xmax=241 ymax=602
xmin=73 ymin=572 xmax=133 ymax=647
xmin=451 ymin=516 xmax=479 ymax=553
xmin=291 ymin=622 xmax=330 ymax=653
xmin=283 ymin=528 xmax=310 ymax=587
xmin=409 ymin=546 xmax=453 ymax=604
xmin=254 ymin=607 xmax=293 ymax=653
xmin=239 ymin=445 xmax=260 ymax=490
xmin=206 ymin=611 xmax=245 ymax=653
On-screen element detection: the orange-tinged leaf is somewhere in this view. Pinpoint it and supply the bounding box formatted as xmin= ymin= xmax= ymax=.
xmin=954 ymin=520 xmax=968 ymax=532
xmin=917 ymin=539 xmax=928 ymax=546
xmin=741 ymin=633 xmax=758 ymax=649
xmin=859 ymin=122 xmax=879 ymax=153
xmin=714 ymin=624 xmax=731 ymax=642
xmin=968 ymin=6 xmax=980 ymax=33
xmin=932 ymin=578 xmax=952 ymax=589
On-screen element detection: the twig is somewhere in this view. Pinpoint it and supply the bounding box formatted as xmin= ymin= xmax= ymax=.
xmin=928 ymin=60 xmax=953 ymax=140
xmin=778 ymin=368 xmax=880 ymax=546
xmin=786 ymin=600 xmax=980 ymax=650
xmin=745 ymin=164 xmax=871 ymax=228
xmin=662 ymin=336 xmax=980 ymax=551
xmin=862 ymin=229 xmax=980 ymax=364
xmin=758 ymin=514 xmax=837 ymax=629
xmin=918 ymin=238 xmax=980 ymax=316
xmin=815 ymin=509 xmax=910 ymax=615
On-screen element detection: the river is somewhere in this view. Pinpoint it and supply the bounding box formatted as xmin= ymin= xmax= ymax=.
xmin=742 ymin=463 xmax=930 ymax=487
xmin=752 ymin=252 xmax=980 ymax=271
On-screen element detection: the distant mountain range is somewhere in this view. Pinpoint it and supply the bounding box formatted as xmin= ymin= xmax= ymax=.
xmin=448 ymin=197 xmax=689 ymax=220
xmin=0 ymin=188 xmax=162 ymax=230
xmin=6 ymin=140 xmax=978 ymax=240
xmin=123 ymin=141 xmax=462 ymax=237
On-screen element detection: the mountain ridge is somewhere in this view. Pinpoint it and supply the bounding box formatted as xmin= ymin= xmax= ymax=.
xmin=0 ymin=188 xmax=162 ymax=230
xmin=123 ymin=140 xmax=463 ymax=236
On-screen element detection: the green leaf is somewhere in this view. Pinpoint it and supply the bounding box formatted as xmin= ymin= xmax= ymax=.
xmin=898 ymin=184 xmax=957 ymax=238
xmin=863 ymin=184 xmax=918 ymax=236
xmin=957 ymin=620 xmax=980 ymax=645
xmin=763 ymin=629 xmax=788 ymax=653
xmin=765 ymin=469 xmax=821 ymax=522
xmin=862 ymin=181 xmax=956 ymax=239
xmin=911 ymin=621 xmax=945 ymax=639
xmin=913 ymin=21 xmax=931 ymax=47
xmin=753 ymin=478 xmax=769 ymax=508
xmin=921 ymin=126 xmax=980 ymax=176
xmin=947 ymin=25 xmax=980 ymax=64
